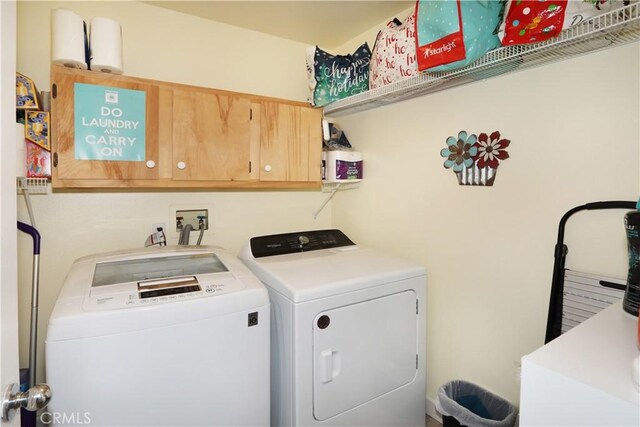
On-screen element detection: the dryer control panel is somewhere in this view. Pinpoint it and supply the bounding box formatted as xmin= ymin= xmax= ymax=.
xmin=250 ymin=229 xmax=355 ymax=258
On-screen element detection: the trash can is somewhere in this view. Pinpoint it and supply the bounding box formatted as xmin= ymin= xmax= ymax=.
xmin=436 ymin=380 xmax=517 ymax=427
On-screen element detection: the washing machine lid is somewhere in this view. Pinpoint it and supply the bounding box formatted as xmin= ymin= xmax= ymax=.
xmin=91 ymin=251 xmax=229 ymax=287
xmin=239 ymin=230 xmax=426 ymax=303
xmin=47 ymin=246 xmax=269 ymax=341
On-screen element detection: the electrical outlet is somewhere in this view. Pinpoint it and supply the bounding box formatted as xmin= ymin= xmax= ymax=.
xmin=176 ymin=209 xmax=208 ymax=232
xmin=152 ymin=223 xmax=166 ymax=234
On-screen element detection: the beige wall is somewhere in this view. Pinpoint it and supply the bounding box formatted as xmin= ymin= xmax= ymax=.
xmin=19 ymin=1 xmax=311 ymax=99
xmin=334 ymin=6 xmax=413 ymax=54
xmin=331 ymin=41 xmax=640 ymax=407
xmin=16 ymin=1 xmax=331 ymax=381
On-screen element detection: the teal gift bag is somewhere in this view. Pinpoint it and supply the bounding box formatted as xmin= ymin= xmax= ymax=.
xmin=415 ymin=0 xmax=505 ymax=72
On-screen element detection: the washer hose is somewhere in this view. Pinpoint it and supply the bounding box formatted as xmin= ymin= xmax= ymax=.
xmin=178 ymin=224 xmax=193 ymax=245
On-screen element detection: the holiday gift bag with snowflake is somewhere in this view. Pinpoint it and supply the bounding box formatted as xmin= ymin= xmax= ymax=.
xmin=499 ymin=0 xmax=633 ymax=46
xmin=440 ymin=130 xmax=510 ymax=186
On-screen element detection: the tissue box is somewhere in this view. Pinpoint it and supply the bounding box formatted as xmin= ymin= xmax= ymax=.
xmin=323 ymin=151 xmax=363 ymax=183
xmin=16 ymin=72 xmax=39 ymax=110
xmin=25 ymin=111 xmax=50 ymax=150
xmin=26 ymin=140 xmax=51 ymax=178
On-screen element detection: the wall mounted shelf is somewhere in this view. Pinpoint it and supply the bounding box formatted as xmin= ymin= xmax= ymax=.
xmin=17 ymin=177 xmax=49 ymax=195
xmin=17 ymin=178 xmax=49 ymax=228
xmin=313 ymin=182 xmax=361 ymax=219
xmin=324 ymin=3 xmax=640 ymax=117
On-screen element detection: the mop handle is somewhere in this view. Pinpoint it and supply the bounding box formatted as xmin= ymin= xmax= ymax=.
xmin=17 ymin=221 xmax=41 ymax=387
xmin=17 ymin=221 xmax=40 ymax=255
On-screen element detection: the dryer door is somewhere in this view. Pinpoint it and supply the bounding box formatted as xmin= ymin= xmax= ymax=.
xmin=312 ymin=290 xmax=418 ymax=421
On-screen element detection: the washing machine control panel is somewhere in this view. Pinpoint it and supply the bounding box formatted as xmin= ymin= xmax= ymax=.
xmin=250 ymin=229 xmax=355 ymax=258
xmin=84 ymin=251 xmax=247 ymax=310
xmin=87 ymin=273 xmax=240 ymax=310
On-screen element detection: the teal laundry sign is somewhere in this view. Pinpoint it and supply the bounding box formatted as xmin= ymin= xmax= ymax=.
xmin=74 ymin=83 xmax=146 ymax=161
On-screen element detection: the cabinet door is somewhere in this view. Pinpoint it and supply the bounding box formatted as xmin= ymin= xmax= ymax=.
xmin=172 ymin=89 xmax=251 ymax=181
xmin=259 ymin=102 xmax=322 ymax=182
xmin=51 ymin=66 xmax=160 ymax=181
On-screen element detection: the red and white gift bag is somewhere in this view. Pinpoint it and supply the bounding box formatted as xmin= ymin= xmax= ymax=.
xmin=499 ymin=0 xmax=634 ymax=46
xmin=369 ymin=12 xmax=418 ymax=89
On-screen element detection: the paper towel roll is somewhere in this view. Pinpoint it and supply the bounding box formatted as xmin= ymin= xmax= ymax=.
xmin=51 ymin=9 xmax=88 ymax=69
xmin=16 ymin=123 xmax=26 ymax=178
xmin=90 ymin=17 xmax=123 ymax=74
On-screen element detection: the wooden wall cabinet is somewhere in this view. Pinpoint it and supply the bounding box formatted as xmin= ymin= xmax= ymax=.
xmin=169 ymin=88 xmax=252 ymax=182
xmin=258 ymin=102 xmax=322 ymax=183
xmin=50 ymin=66 xmax=322 ymax=189
xmin=51 ymin=66 xmax=161 ymax=182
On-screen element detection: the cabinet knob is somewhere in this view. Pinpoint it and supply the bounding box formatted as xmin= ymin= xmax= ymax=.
xmin=177 ymin=161 xmax=187 ymax=170
xmin=264 ymin=164 xmax=272 ymax=172
xmin=146 ymin=160 xmax=156 ymax=169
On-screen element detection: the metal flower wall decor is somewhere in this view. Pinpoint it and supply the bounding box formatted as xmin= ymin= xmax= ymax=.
xmin=440 ymin=130 xmax=511 ymax=186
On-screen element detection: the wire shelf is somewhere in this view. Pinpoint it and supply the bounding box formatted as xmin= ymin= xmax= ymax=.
xmin=313 ymin=181 xmax=361 ymax=219
xmin=321 ymin=181 xmax=360 ymax=193
xmin=17 ymin=177 xmax=50 ymax=194
xmin=324 ymin=3 xmax=640 ymax=117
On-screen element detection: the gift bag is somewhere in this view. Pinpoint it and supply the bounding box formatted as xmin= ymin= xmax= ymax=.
xmin=499 ymin=0 xmax=633 ymax=46
xmin=369 ymin=12 xmax=418 ymax=89
xmin=415 ymin=0 xmax=504 ymax=72
xmin=306 ymin=43 xmax=371 ymax=107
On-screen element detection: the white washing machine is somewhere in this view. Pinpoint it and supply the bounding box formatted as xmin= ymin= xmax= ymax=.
xmin=45 ymin=246 xmax=270 ymax=426
xmin=239 ymin=229 xmax=427 ymax=427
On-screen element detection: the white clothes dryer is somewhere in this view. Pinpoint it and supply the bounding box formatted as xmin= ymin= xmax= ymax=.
xmin=240 ymin=229 xmax=427 ymax=427
xmin=45 ymin=246 xmax=270 ymax=426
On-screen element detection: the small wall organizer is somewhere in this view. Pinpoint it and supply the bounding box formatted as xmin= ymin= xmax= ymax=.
xmin=314 ymin=148 xmax=363 ymax=219
xmin=17 ymin=178 xmax=49 ymax=195
xmin=17 ymin=178 xmax=49 ymax=229
xmin=323 ymin=3 xmax=640 ymax=117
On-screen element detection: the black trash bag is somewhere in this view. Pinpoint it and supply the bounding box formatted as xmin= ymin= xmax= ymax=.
xmin=436 ymin=380 xmax=517 ymax=427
